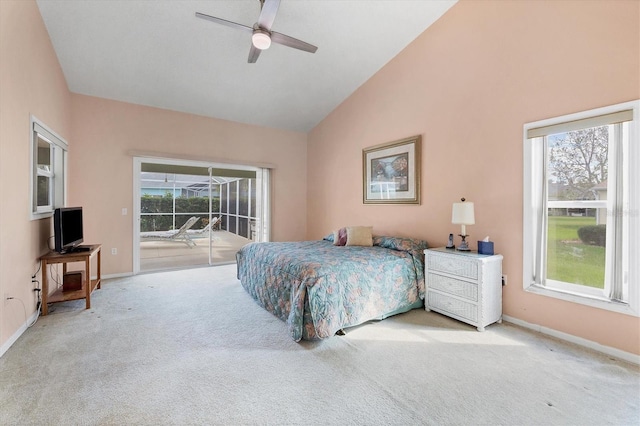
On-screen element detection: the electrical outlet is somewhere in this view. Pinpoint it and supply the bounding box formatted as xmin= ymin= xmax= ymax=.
xmin=111 ymin=248 xmax=117 ymax=255
xmin=502 ymin=275 xmax=507 ymax=286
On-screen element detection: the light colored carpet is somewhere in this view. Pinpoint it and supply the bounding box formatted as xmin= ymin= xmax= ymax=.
xmin=1 ymin=264 xmax=638 ymax=425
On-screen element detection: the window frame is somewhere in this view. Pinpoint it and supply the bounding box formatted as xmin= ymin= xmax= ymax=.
xmin=523 ymin=100 xmax=640 ymax=317
xmin=30 ymin=116 xmax=68 ymax=220
xmin=35 ymin=134 xmax=54 ymax=213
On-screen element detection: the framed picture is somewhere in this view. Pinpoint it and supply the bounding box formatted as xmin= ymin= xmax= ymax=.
xmin=362 ymin=135 xmax=421 ymax=204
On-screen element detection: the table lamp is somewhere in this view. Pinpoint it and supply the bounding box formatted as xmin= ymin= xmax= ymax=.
xmin=452 ymin=198 xmax=475 ymax=251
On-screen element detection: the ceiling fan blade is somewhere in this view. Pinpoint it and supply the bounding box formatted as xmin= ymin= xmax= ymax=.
xmin=195 ymin=12 xmax=253 ymax=34
xmin=257 ymin=0 xmax=280 ymax=30
xmin=248 ymin=44 xmax=262 ymax=63
xmin=270 ymin=32 xmax=317 ymax=54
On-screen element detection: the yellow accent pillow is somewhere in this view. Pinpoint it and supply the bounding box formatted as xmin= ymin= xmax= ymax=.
xmin=346 ymin=226 xmax=373 ymax=247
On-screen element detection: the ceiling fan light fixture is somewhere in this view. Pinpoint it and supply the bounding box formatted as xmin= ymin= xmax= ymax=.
xmin=252 ymin=30 xmax=271 ymax=50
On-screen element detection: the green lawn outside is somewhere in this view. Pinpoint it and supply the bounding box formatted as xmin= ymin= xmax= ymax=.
xmin=547 ymin=215 xmax=605 ymax=289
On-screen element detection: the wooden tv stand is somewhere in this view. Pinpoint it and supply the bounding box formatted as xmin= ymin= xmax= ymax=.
xmin=40 ymin=244 xmax=102 ymax=315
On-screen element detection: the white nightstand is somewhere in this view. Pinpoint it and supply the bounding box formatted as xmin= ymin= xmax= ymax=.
xmin=424 ymin=247 xmax=503 ymax=331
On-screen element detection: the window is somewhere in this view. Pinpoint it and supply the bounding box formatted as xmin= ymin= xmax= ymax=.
xmin=523 ymin=101 xmax=639 ymax=316
xmin=30 ymin=116 xmax=68 ymax=219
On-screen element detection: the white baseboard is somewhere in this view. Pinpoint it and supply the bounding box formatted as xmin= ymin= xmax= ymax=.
xmin=502 ymin=315 xmax=639 ymax=365
xmin=0 ymin=310 xmax=39 ymax=359
xmin=102 ymin=272 xmax=133 ymax=280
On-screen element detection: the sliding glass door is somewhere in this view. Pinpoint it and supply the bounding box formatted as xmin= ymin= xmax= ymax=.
xmin=133 ymin=158 xmax=269 ymax=273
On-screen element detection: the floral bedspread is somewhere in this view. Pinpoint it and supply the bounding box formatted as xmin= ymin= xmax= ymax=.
xmin=236 ymin=237 xmax=428 ymax=341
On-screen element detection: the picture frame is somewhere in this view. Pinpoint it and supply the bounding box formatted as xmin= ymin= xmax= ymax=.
xmin=362 ymin=135 xmax=421 ymax=204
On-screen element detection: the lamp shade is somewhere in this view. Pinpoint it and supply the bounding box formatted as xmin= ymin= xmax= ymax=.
xmin=452 ymin=200 xmax=475 ymax=225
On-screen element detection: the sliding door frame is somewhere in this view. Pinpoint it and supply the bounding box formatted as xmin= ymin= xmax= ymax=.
xmin=132 ymin=156 xmax=270 ymax=274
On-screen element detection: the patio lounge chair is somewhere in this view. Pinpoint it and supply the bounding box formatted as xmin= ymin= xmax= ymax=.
xmin=140 ymin=216 xmax=199 ymax=247
xmin=186 ymin=216 xmax=221 ymax=236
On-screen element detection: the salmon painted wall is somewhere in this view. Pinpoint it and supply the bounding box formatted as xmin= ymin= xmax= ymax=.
xmin=307 ymin=0 xmax=640 ymax=355
xmin=0 ymin=1 xmax=72 ymax=347
xmin=69 ymin=95 xmax=307 ymax=276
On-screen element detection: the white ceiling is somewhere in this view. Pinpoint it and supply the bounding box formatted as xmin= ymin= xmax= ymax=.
xmin=36 ymin=0 xmax=456 ymax=133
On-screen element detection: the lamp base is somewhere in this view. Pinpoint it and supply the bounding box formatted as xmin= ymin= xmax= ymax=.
xmin=456 ymin=234 xmax=471 ymax=251
xmin=445 ymin=233 xmax=455 ymax=249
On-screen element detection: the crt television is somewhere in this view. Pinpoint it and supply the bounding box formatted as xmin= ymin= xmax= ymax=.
xmin=53 ymin=207 xmax=84 ymax=253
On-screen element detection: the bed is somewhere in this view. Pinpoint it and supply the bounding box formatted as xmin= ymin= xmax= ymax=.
xmin=236 ymin=235 xmax=428 ymax=341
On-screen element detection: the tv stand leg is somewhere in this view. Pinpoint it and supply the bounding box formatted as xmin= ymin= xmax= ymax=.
xmin=85 ymin=253 xmax=91 ymax=310
xmin=41 ymin=259 xmax=49 ymax=316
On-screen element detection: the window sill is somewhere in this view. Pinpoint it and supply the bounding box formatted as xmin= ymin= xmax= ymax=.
xmin=525 ymin=284 xmax=639 ymax=317
xmin=31 ymin=211 xmax=53 ymax=221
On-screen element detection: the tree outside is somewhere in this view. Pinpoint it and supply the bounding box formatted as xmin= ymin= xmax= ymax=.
xmin=548 ymin=126 xmax=608 ymax=201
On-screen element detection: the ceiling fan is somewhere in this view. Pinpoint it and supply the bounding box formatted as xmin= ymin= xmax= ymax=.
xmin=195 ymin=0 xmax=318 ymax=63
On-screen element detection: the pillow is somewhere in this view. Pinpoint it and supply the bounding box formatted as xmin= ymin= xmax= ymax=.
xmin=322 ymin=233 xmax=335 ymax=243
xmin=333 ymin=227 xmax=348 ymax=246
xmin=374 ymin=236 xmax=429 ymax=253
xmin=346 ymin=226 xmax=373 ymax=247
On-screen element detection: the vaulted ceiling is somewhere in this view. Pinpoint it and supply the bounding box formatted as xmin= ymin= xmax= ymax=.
xmin=37 ymin=0 xmax=457 ymax=133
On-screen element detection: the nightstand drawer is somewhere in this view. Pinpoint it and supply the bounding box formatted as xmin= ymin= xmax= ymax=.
xmin=428 ymin=291 xmax=478 ymax=323
xmin=428 ymin=273 xmax=478 ymax=302
xmin=427 ymin=253 xmax=478 ymax=280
